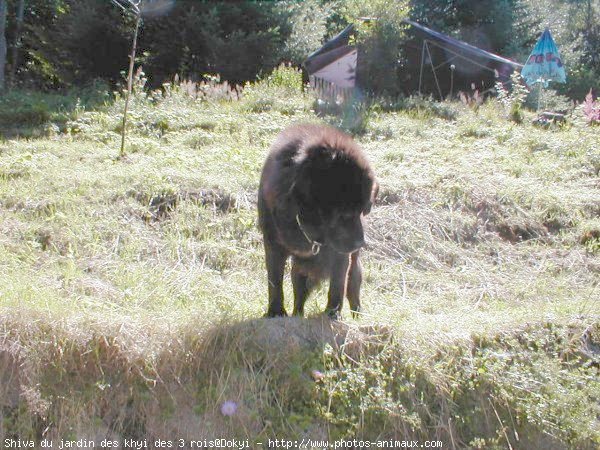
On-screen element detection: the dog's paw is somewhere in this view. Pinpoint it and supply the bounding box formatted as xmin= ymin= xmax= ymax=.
xmin=325 ymin=309 xmax=341 ymax=321
xmin=265 ymin=309 xmax=288 ymax=318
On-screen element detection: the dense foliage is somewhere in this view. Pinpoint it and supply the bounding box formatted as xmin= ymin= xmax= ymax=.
xmin=0 ymin=0 xmax=332 ymax=89
xmin=410 ymin=0 xmax=539 ymax=59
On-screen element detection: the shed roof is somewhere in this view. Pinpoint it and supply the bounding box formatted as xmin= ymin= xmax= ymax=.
xmin=304 ymin=24 xmax=355 ymax=75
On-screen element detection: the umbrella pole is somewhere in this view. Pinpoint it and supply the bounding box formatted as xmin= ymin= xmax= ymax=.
xmin=537 ymin=81 xmax=543 ymax=112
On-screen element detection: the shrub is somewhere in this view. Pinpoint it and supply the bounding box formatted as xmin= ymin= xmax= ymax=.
xmin=241 ymin=64 xmax=307 ymax=114
xmin=165 ymin=74 xmax=241 ymax=103
xmin=495 ymin=71 xmax=529 ymax=123
xmin=265 ymin=63 xmax=303 ymax=91
xmin=0 ymin=86 xmax=108 ymax=136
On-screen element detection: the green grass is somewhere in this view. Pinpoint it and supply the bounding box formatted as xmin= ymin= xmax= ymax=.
xmin=0 ymin=83 xmax=109 ymax=138
xmin=0 ymin=77 xmax=598 ymax=448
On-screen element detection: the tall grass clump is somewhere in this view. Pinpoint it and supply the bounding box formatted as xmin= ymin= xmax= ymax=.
xmin=242 ymin=63 xmax=308 ymax=115
xmin=176 ymin=74 xmax=241 ymax=103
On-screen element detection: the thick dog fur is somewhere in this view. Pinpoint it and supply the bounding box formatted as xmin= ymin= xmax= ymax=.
xmin=258 ymin=124 xmax=378 ymax=318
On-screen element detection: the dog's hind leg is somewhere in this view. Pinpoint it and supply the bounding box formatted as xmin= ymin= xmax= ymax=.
xmin=265 ymin=243 xmax=288 ymax=317
xmin=346 ymin=251 xmax=362 ymax=319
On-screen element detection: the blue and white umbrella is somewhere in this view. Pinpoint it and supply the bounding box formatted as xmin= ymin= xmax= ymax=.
xmin=521 ymin=28 xmax=566 ymax=86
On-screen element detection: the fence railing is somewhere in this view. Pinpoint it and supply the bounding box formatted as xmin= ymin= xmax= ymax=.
xmin=309 ymin=75 xmax=356 ymax=104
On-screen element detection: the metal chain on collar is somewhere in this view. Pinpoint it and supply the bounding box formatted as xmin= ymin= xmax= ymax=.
xmin=295 ymin=214 xmax=322 ymax=255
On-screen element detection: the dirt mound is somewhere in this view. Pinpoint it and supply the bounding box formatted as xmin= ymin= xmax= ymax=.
xmin=201 ymin=316 xmax=393 ymax=366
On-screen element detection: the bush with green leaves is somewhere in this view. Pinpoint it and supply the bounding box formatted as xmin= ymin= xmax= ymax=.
xmin=495 ymin=71 xmax=529 ymax=122
xmin=241 ymin=63 xmax=308 ymax=115
xmin=31 ymin=0 xmax=132 ymax=86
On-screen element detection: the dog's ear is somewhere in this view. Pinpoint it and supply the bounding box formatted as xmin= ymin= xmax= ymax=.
xmin=291 ymin=175 xmax=312 ymax=207
xmin=363 ymin=179 xmax=379 ymax=215
xmin=372 ymin=179 xmax=379 ymax=203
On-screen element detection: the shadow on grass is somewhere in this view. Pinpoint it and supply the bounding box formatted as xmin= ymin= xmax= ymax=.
xmin=151 ymin=315 xmax=394 ymax=440
xmin=0 ymin=83 xmax=111 ymax=139
xmin=198 ymin=315 xmax=393 ymax=372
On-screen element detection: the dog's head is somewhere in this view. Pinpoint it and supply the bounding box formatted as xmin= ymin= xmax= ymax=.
xmin=292 ymin=137 xmax=378 ymax=254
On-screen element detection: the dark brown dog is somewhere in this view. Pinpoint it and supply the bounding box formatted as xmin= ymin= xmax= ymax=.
xmin=258 ymin=124 xmax=378 ymax=318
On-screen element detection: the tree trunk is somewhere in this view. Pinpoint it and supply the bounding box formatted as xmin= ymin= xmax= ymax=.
xmin=10 ymin=0 xmax=25 ymax=85
xmin=119 ymin=13 xmax=141 ymax=158
xmin=0 ymin=0 xmax=7 ymax=91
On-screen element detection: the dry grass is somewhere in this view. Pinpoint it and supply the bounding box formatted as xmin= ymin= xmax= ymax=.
xmin=0 ymin=76 xmax=599 ymax=447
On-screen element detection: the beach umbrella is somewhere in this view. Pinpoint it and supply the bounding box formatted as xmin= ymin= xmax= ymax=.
xmin=521 ymin=28 xmax=566 ymax=87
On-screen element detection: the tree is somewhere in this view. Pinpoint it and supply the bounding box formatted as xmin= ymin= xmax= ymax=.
xmin=112 ymin=0 xmax=143 ymax=158
xmin=0 ymin=0 xmax=332 ymax=91
xmin=141 ymin=2 xmax=285 ymax=85
xmin=0 ymin=0 xmax=7 ymax=91
xmin=9 ymin=0 xmax=25 ymax=85
xmin=341 ymin=0 xmax=410 ymax=95
xmin=275 ymin=0 xmax=331 ymax=65
xmin=111 ymin=0 xmax=176 ymax=157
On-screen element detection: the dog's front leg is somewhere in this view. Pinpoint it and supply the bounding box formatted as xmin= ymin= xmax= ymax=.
xmin=346 ymin=251 xmax=362 ymax=318
xmin=265 ymin=242 xmax=288 ymax=317
xmin=325 ymin=253 xmax=350 ymax=319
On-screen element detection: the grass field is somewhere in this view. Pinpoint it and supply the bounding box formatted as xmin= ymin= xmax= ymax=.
xmin=0 ymin=73 xmax=599 ymax=449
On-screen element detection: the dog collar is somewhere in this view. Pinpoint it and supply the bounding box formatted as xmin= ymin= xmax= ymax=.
xmin=295 ymin=214 xmax=322 ymax=255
